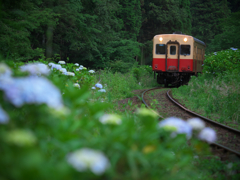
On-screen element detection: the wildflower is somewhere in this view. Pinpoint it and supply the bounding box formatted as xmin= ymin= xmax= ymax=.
xmin=5 ymin=129 xmax=36 ymax=146
xmin=95 ymin=83 xmax=103 ymax=89
xmin=198 ymin=127 xmax=216 ymax=143
xmin=91 ymin=87 xmax=96 ymax=90
xmin=89 ymin=70 xmax=95 ymax=73
xmin=79 ymin=67 xmax=83 ymax=70
xmin=158 ymin=117 xmax=192 ymax=139
xmin=214 ymin=52 xmax=217 ymax=55
xmin=0 ymin=106 xmax=9 ymax=124
xmin=0 ymin=76 xmax=63 ymax=110
xmin=75 ymin=63 xmax=79 ymax=66
xmin=0 ymin=63 xmax=12 ymax=79
xmin=74 ymin=83 xmax=80 ymax=88
xmin=60 ymin=68 xmax=67 ymax=73
xmin=99 ymin=114 xmax=122 ymax=125
xmin=76 ymin=69 xmax=79 ymax=71
xmin=136 ymin=108 xmax=158 ymax=119
xmin=187 ymin=118 xmax=205 ymax=130
xmin=67 ymin=148 xmax=110 ymax=175
xmin=98 ymin=89 xmax=106 ymax=93
xmin=80 ymin=65 xmax=84 ymax=68
xmin=58 ymin=61 xmax=66 ymax=64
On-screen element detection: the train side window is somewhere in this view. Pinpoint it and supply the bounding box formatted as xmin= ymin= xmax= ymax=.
xmin=170 ymin=46 xmax=176 ymax=55
xmin=180 ymin=45 xmax=190 ymax=55
xmin=156 ymin=44 xmax=165 ymax=54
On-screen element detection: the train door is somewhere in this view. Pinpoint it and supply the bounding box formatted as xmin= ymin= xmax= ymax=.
xmin=166 ymin=44 xmax=178 ymax=71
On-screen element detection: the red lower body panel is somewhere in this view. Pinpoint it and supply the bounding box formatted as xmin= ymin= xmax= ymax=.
xmin=152 ymin=58 xmax=193 ymax=72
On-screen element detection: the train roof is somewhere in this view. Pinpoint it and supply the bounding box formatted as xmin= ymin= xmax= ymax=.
xmin=154 ymin=34 xmax=206 ymax=46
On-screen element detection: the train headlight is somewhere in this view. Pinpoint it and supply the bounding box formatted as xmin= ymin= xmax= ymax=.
xmin=159 ymin=37 xmax=163 ymax=42
xmin=184 ymin=38 xmax=187 ymax=42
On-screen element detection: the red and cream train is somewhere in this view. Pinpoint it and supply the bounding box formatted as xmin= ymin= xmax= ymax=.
xmin=152 ymin=32 xmax=206 ymax=86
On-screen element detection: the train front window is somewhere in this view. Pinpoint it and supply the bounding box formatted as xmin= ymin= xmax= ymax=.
xmin=180 ymin=45 xmax=190 ymax=55
xmin=170 ymin=46 xmax=176 ymax=55
xmin=156 ymin=44 xmax=165 ymax=54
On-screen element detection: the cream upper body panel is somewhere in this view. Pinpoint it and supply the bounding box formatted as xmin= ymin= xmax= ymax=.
xmin=153 ymin=34 xmax=194 ymax=59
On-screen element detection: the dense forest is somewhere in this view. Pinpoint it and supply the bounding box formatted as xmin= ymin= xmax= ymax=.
xmin=0 ymin=0 xmax=239 ymax=68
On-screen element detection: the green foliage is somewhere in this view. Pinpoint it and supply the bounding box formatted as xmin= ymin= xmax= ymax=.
xmin=203 ymin=48 xmax=240 ymax=75
xmin=191 ymin=0 xmax=230 ymax=46
xmin=0 ymin=60 xmax=215 ymax=179
xmin=207 ymin=11 xmax=240 ymax=52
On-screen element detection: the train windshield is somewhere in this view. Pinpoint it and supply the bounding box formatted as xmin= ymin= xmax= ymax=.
xmin=156 ymin=44 xmax=165 ymax=54
xmin=170 ymin=46 xmax=176 ymax=55
xmin=180 ymin=45 xmax=190 ymax=55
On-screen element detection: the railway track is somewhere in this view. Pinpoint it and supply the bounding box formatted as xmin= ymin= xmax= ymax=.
xmin=141 ymin=87 xmax=240 ymax=160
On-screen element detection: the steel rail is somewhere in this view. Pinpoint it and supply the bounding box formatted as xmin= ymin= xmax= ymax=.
xmin=166 ymin=90 xmax=240 ymax=135
xmin=167 ymin=89 xmax=240 ymax=157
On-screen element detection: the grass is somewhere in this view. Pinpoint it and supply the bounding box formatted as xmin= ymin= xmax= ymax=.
xmin=172 ymin=71 xmax=240 ymax=129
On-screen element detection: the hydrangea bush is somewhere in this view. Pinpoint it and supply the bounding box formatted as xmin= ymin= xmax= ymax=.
xmin=0 ymin=59 xmax=229 ymax=179
xmin=203 ymin=48 xmax=240 ymax=75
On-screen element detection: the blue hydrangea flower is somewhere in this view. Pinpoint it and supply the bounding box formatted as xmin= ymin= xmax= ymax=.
xmin=95 ymin=83 xmax=103 ymax=89
xmin=20 ymin=63 xmax=50 ymax=76
xmin=158 ymin=117 xmax=192 ymax=138
xmin=198 ymin=127 xmax=217 ymax=143
xmin=0 ymin=76 xmax=63 ymax=110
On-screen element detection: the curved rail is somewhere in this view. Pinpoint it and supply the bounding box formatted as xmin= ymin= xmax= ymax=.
xmin=167 ymin=90 xmax=240 ymax=135
xmin=167 ymin=89 xmax=240 ymax=157
xmin=141 ymin=87 xmax=240 ymax=158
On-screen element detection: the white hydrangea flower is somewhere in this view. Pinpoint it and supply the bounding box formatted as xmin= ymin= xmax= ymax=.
xmin=79 ymin=67 xmax=83 ymax=70
xmin=136 ymin=108 xmax=158 ymax=119
xmin=64 ymin=72 xmax=75 ymax=76
xmin=67 ymin=148 xmax=110 ymax=175
xmin=158 ymin=117 xmax=192 ymax=139
xmin=0 ymin=106 xmax=9 ymax=124
xmin=98 ymin=89 xmax=106 ymax=93
xmin=214 ymin=52 xmax=217 ymax=55
xmin=0 ymin=63 xmax=12 ymax=79
xmin=74 ymin=83 xmax=80 ymax=88
xmin=0 ymin=76 xmax=63 ymax=110
xmin=74 ymin=63 xmax=79 ymax=66
xmin=187 ymin=118 xmax=205 ymax=130
xmin=60 ymin=68 xmax=67 ymax=73
xmin=91 ymin=87 xmax=96 ymax=90
xmin=58 ymin=61 xmax=66 ymax=64
xmin=95 ymin=83 xmax=103 ymax=89
xmin=198 ymin=127 xmax=217 ymax=143
xmin=89 ymin=70 xmax=95 ymax=73
xmin=80 ymin=65 xmax=84 ymax=68
xmin=76 ymin=69 xmax=79 ymax=71
xmin=99 ymin=114 xmax=122 ymax=125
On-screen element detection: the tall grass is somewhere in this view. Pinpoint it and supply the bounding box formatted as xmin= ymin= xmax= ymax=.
xmin=173 ymin=71 xmax=240 ymax=127
xmin=96 ymin=66 xmax=158 ymax=102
